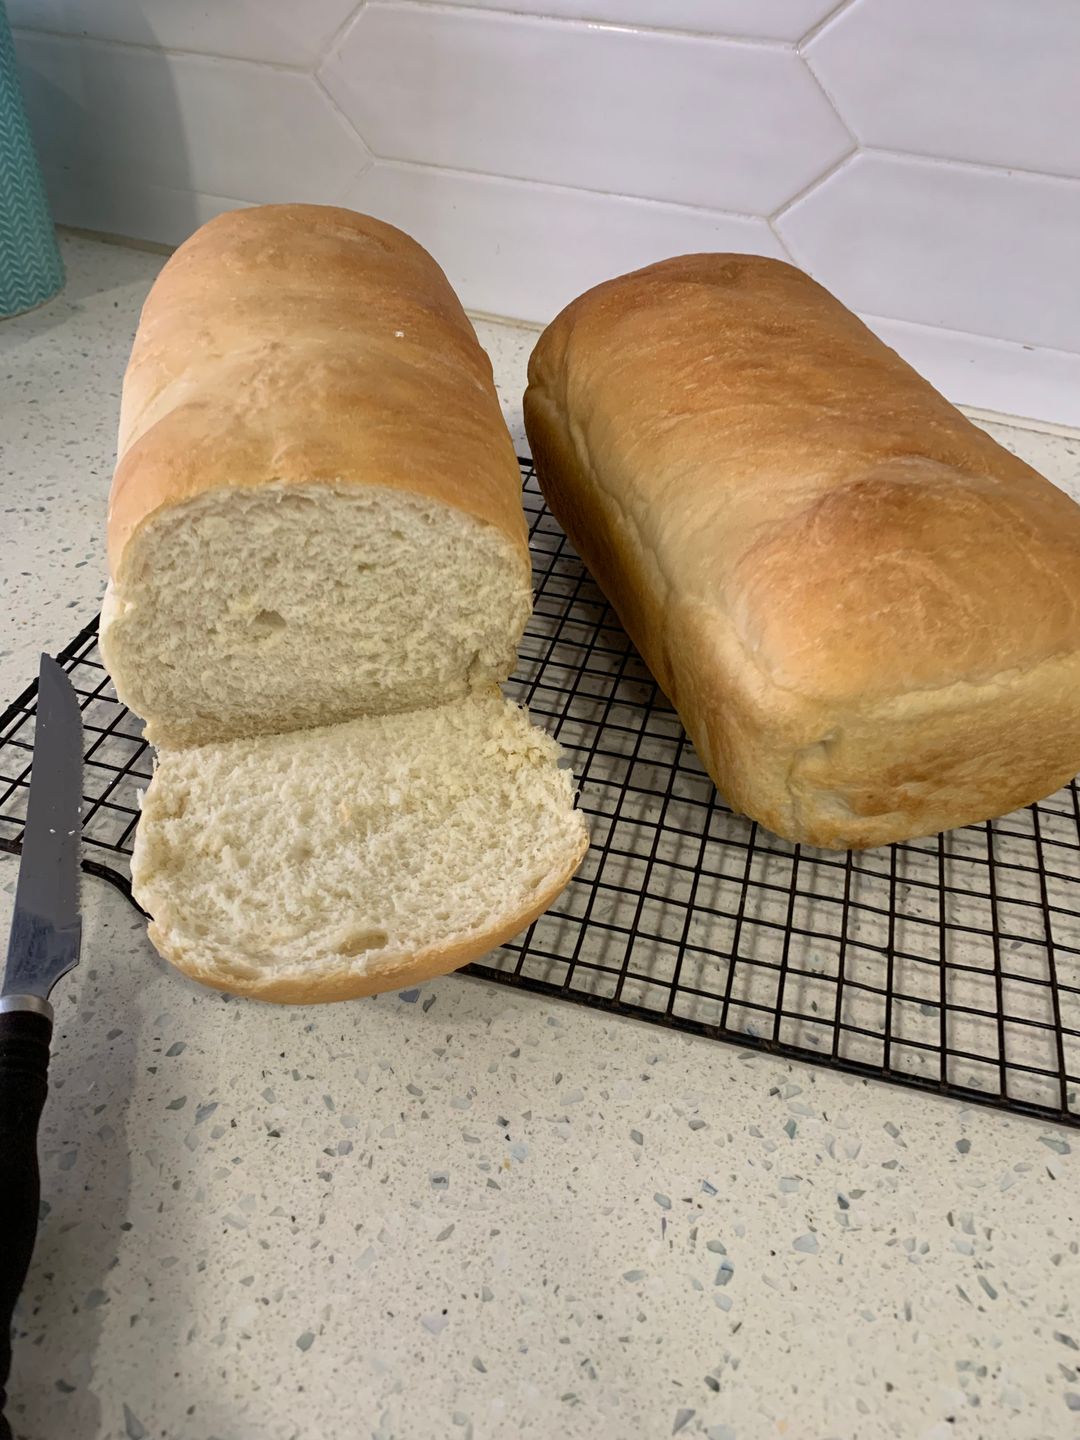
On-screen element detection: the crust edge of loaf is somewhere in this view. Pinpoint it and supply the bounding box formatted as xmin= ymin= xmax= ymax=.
xmin=105 ymin=203 xmax=529 ymax=583
xmin=142 ymin=826 xmax=589 ymax=1004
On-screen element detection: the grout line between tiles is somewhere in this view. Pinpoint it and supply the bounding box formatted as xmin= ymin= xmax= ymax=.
xmin=351 ymin=154 xmax=777 ymax=225
xmin=312 ymin=67 xmax=376 ymax=164
xmin=370 ymin=0 xmax=794 ymax=49
xmin=765 ymin=228 xmax=798 ymax=266
xmin=797 ymin=0 xmax=860 ymax=50
xmin=768 ymin=145 xmax=859 ymax=224
xmin=799 ymin=49 xmax=859 ymax=150
xmin=11 ymin=25 xmax=313 ymax=74
xmin=860 ymin=145 xmax=1080 ymax=188
xmin=861 ymin=312 xmax=1080 ymax=366
xmin=316 ymin=4 xmax=365 ymax=69
xmin=857 ymin=307 xmax=1080 ymax=381
xmin=12 ymin=7 xmax=812 ymax=57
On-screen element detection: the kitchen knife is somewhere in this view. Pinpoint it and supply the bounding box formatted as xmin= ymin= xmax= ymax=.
xmin=0 ymin=655 xmax=83 ymax=1440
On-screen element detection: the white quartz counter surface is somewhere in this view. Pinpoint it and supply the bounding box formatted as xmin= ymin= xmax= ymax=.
xmin=1 ymin=234 xmax=1078 ymax=1440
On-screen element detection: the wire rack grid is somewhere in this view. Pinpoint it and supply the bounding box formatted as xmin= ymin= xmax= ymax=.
xmin=2 ymin=460 xmax=1079 ymax=1127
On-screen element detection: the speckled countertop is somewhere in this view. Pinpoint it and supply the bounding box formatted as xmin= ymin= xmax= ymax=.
xmin=1 ymin=234 xmax=1079 ymax=1440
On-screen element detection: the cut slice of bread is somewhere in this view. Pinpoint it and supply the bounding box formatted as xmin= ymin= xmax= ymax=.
xmin=131 ymin=689 xmax=589 ymax=1003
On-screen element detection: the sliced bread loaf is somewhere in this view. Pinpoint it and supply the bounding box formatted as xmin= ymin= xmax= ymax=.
xmin=132 ymin=690 xmax=589 ymax=1003
xmin=101 ymin=204 xmax=531 ymax=747
xmin=107 ymin=205 xmax=587 ymax=1001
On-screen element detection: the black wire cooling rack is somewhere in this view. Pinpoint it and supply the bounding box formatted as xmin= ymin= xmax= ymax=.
xmin=2 ymin=459 xmax=1079 ymax=1127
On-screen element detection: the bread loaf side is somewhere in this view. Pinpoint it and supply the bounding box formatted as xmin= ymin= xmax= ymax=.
xmin=524 ymin=254 xmax=1080 ymax=849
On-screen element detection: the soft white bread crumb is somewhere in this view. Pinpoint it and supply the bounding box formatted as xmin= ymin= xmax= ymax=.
xmin=101 ymin=483 xmax=531 ymax=747
xmin=132 ymin=690 xmax=588 ymax=1003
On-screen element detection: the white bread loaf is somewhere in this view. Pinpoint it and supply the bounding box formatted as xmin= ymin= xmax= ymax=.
xmin=101 ymin=204 xmax=532 ymax=748
xmin=132 ymin=691 xmax=588 ymax=1004
xmin=524 ymin=254 xmax=1080 ymax=851
xmin=104 ymin=205 xmax=587 ymax=1002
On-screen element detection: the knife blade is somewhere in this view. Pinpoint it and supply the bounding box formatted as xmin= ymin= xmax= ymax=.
xmin=0 ymin=654 xmax=83 ymax=1439
xmin=3 ymin=655 xmax=83 ymax=1003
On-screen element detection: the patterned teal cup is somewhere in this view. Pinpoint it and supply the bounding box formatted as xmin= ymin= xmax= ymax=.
xmin=0 ymin=1 xmax=64 ymax=318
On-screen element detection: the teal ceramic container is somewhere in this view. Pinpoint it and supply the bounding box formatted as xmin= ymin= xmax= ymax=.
xmin=0 ymin=0 xmax=63 ymax=317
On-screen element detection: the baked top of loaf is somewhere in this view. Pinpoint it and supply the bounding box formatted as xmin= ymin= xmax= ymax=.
xmin=525 ymin=254 xmax=1080 ymax=848
xmin=530 ymin=254 xmax=1080 ymax=705
xmin=108 ymin=203 xmax=527 ymax=577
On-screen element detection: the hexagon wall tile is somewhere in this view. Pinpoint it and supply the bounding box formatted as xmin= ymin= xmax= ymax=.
xmin=808 ymin=0 xmax=1080 ymax=179
xmin=778 ymin=151 xmax=1080 ymax=352
xmin=322 ymin=3 xmax=852 ymax=214
xmin=15 ymin=32 xmax=368 ymax=206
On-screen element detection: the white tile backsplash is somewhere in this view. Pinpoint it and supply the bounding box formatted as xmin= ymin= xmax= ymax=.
xmin=865 ymin=315 xmax=1080 ymax=433
xmin=10 ymin=0 xmax=1080 ymax=422
xmin=15 ymin=33 xmax=367 ymax=209
xmin=322 ymin=5 xmax=850 ymax=214
xmin=38 ymin=169 xmax=251 ymax=251
xmin=778 ymin=151 xmax=1080 ymax=353
xmin=346 ymin=162 xmax=787 ymax=322
xmin=808 ymin=0 xmax=1080 ymax=179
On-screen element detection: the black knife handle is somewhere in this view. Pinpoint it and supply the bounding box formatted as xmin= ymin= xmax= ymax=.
xmin=0 ymin=1006 xmax=53 ymax=1439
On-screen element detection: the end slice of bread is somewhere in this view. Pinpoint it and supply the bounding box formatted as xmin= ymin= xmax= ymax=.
xmin=131 ymin=689 xmax=588 ymax=1003
xmin=101 ymin=483 xmax=532 ymax=747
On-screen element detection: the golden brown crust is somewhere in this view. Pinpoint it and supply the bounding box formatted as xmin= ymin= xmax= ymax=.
xmin=108 ymin=204 xmax=527 ymax=579
xmin=524 ymin=253 xmax=1080 ymax=849
xmin=145 ymin=829 xmax=589 ymax=1004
